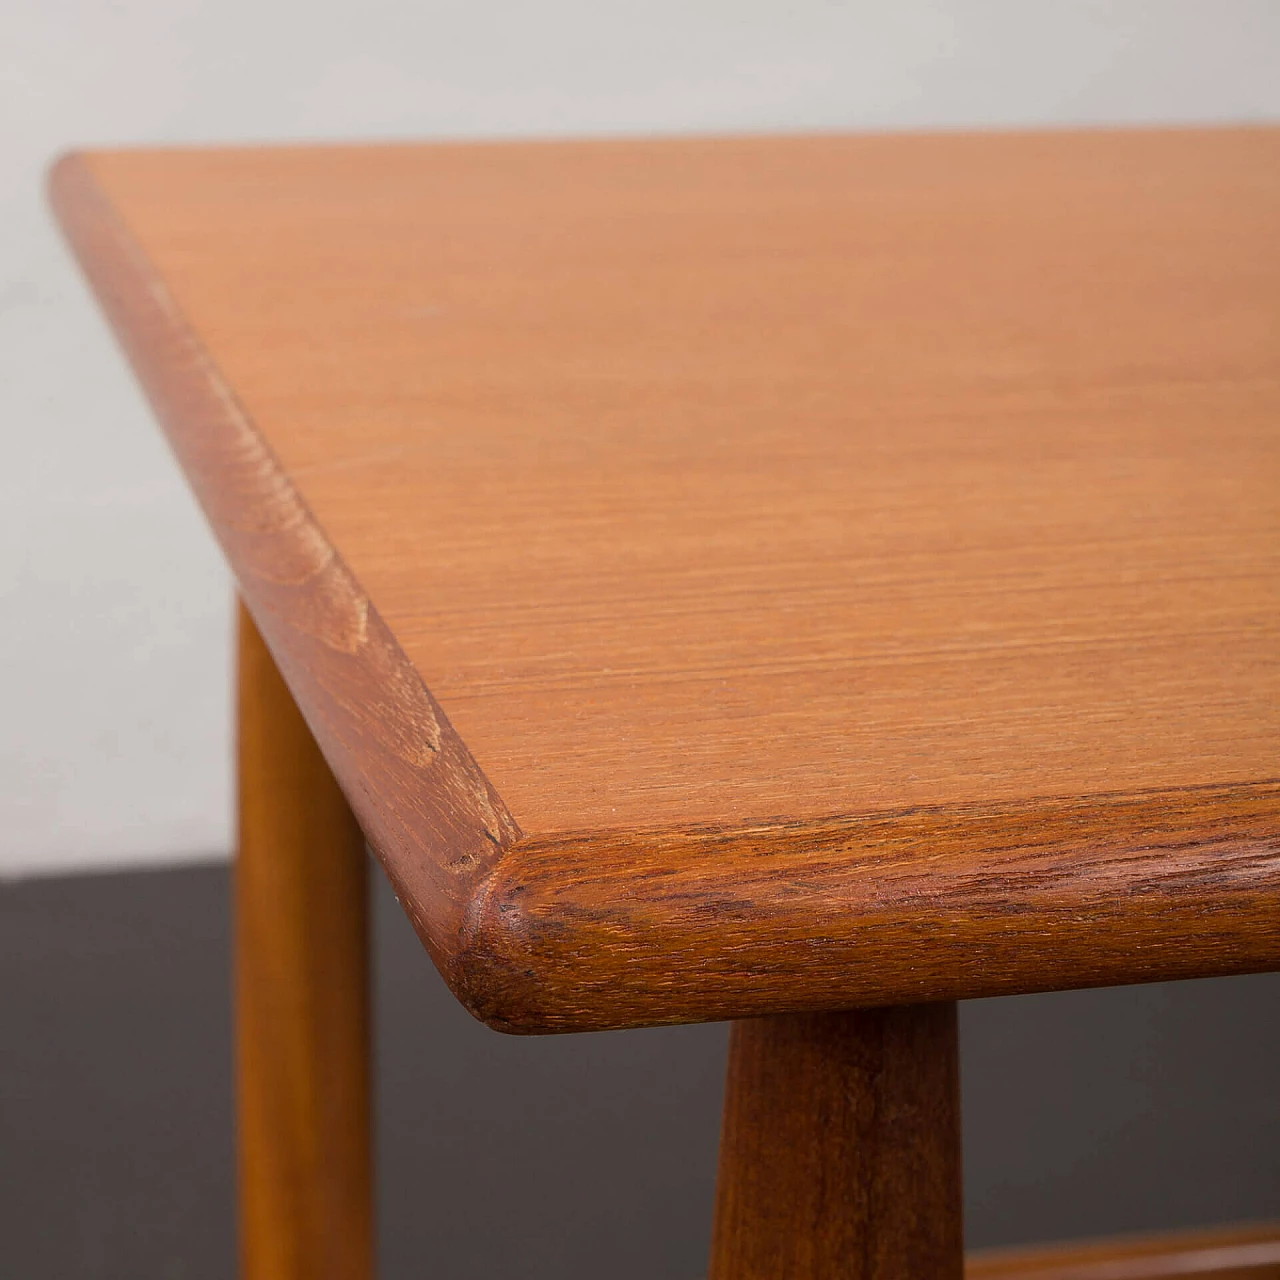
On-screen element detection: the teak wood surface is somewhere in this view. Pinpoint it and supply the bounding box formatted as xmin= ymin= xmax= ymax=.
xmin=51 ymin=128 xmax=1280 ymax=1032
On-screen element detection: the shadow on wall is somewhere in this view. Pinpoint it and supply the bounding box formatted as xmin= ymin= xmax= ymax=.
xmin=0 ymin=862 xmax=1277 ymax=1279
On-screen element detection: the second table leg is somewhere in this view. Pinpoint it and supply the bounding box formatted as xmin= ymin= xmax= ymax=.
xmin=709 ymin=1003 xmax=963 ymax=1280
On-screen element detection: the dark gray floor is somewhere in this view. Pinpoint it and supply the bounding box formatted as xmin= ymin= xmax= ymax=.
xmin=1 ymin=863 xmax=1276 ymax=1278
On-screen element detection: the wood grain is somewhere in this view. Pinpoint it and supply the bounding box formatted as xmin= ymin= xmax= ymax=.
xmin=48 ymin=151 xmax=522 ymax=999
xmin=236 ymin=603 xmax=371 ymax=1278
xmin=709 ymin=1005 xmax=963 ymax=1280
xmin=461 ymin=781 xmax=1280 ymax=1030
xmin=49 ymin=129 xmax=1280 ymax=1031
xmin=967 ymin=1222 xmax=1280 ymax=1280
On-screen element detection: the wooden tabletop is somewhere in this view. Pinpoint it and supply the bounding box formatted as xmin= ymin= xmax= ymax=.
xmin=53 ymin=128 xmax=1280 ymax=1031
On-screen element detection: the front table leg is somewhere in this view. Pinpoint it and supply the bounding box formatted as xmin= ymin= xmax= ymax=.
xmin=710 ymin=1004 xmax=963 ymax=1280
xmin=236 ymin=602 xmax=373 ymax=1280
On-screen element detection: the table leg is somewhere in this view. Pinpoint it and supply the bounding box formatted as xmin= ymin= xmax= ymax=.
xmin=236 ymin=601 xmax=373 ymax=1280
xmin=709 ymin=1003 xmax=963 ymax=1280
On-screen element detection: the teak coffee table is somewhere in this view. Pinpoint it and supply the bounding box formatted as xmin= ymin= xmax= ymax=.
xmin=52 ymin=128 xmax=1280 ymax=1279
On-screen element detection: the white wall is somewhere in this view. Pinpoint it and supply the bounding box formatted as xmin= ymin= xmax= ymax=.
xmin=3 ymin=1 xmax=1279 ymax=876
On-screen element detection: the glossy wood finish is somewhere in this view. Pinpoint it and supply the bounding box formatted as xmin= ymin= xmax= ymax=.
xmin=710 ymin=1005 xmax=963 ymax=1280
xmin=50 ymin=128 xmax=1280 ymax=1031
xmin=237 ymin=603 xmax=372 ymax=1280
xmin=967 ymin=1222 xmax=1280 ymax=1280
